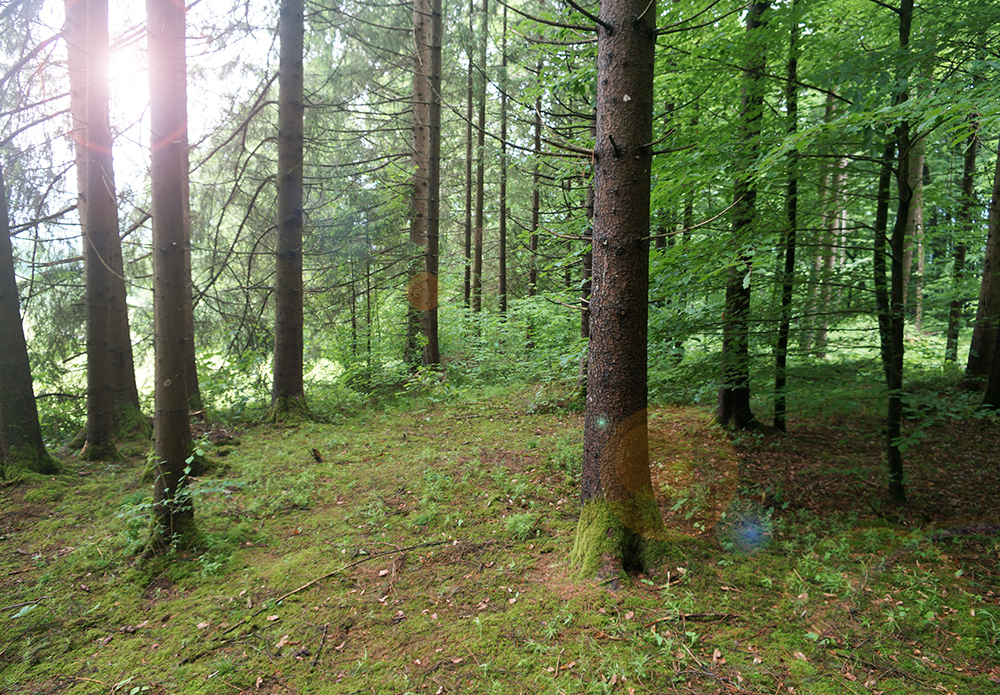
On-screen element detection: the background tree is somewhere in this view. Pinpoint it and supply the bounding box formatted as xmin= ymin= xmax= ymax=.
xmin=0 ymin=166 xmax=58 ymax=479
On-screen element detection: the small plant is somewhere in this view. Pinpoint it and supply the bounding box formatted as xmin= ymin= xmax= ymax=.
xmin=504 ymin=513 xmax=538 ymax=540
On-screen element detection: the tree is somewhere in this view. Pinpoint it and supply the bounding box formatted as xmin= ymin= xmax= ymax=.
xmin=409 ymin=0 xmax=442 ymax=365
xmin=147 ymin=0 xmax=194 ymax=550
xmin=571 ymin=0 xmax=666 ymax=579
xmin=965 ymin=138 xmax=1000 ymax=387
xmin=270 ymin=0 xmax=308 ymax=418
xmin=0 ymin=167 xmax=58 ymax=479
xmin=716 ymin=0 xmax=769 ymax=430
xmin=79 ymin=0 xmax=141 ymax=459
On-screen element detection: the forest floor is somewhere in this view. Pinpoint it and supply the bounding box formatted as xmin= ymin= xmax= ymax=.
xmin=1 ymin=380 xmax=999 ymax=694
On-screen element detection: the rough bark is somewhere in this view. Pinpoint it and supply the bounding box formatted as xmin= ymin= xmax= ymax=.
xmin=0 ymin=169 xmax=58 ymax=480
xmin=148 ymin=0 xmax=195 ymax=550
xmin=571 ymin=0 xmax=666 ymax=580
xmin=716 ymin=1 xmax=768 ymax=430
xmin=270 ymin=0 xmax=308 ymax=419
xmin=67 ymin=0 xmax=143 ymax=449
xmin=409 ymin=0 xmax=442 ymax=365
xmin=80 ymin=0 xmax=120 ymax=460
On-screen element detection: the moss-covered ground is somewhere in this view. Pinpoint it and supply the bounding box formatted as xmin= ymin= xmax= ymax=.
xmin=2 ymin=384 xmax=999 ymax=694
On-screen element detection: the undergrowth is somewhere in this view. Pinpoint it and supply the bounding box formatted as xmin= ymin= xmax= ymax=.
xmin=2 ymin=382 xmax=999 ymax=694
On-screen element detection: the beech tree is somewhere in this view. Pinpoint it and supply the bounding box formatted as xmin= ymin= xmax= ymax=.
xmin=716 ymin=0 xmax=769 ymax=430
xmin=147 ymin=0 xmax=194 ymax=550
xmin=571 ymin=0 xmax=666 ymax=579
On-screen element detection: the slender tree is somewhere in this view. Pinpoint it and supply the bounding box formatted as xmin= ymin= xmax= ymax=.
xmin=945 ymin=124 xmax=978 ymax=362
xmin=716 ymin=0 xmax=769 ymax=430
xmin=471 ymin=0 xmax=487 ymax=313
xmin=0 ymin=167 xmax=58 ymax=479
xmin=147 ymin=0 xmax=194 ymax=550
xmin=773 ymin=0 xmax=799 ymax=433
xmin=571 ymin=0 xmax=666 ymax=579
xmin=270 ymin=0 xmax=308 ymax=418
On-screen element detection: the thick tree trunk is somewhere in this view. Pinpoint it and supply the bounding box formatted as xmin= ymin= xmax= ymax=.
xmin=80 ymin=0 xmax=121 ymax=460
xmin=946 ymin=127 xmax=978 ymax=362
xmin=965 ymin=138 xmax=1000 ymax=387
xmin=571 ymin=0 xmax=666 ymax=580
xmin=716 ymin=1 xmax=769 ymax=430
xmin=0 ymin=170 xmax=58 ymax=479
xmin=410 ymin=0 xmax=442 ymax=364
xmin=67 ymin=0 xmax=143 ymax=449
xmin=148 ymin=0 xmax=195 ymax=550
xmin=270 ymin=0 xmax=308 ymax=419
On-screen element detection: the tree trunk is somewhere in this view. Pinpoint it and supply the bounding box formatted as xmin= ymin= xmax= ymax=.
xmin=965 ymin=138 xmax=1000 ymax=387
xmin=471 ymin=0 xmax=488 ymax=314
xmin=571 ymin=0 xmax=666 ymax=580
xmin=946 ymin=126 xmax=978 ymax=362
xmin=80 ymin=0 xmax=121 ymax=460
xmin=270 ymin=0 xmax=308 ymax=419
xmin=0 ymin=169 xmax=58 ymax=479
xmin=147 ymin=0 xmax=195 ymax=550
xmin=497 ymin=4 xmax=508 ymax=316
xmin=410 ymin=0 xmax=442 ymax=365
xmin=884 ymin=0 xmax=915 ymax=504
xmin=463 ymin=1 xmax=474 ymax=308
xmin=716 ymin=1 xmax=768 ymax=430
xmin=67 ymin=0 xmax=143 ymax=449
xmin=773 ymin=0 xmax=799 ymax=433
xmin=873 ymin=140 xmax=896 ymax=384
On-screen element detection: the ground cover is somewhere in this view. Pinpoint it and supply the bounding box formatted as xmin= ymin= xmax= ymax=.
xmin=1 ymin=383 xmax=999 ymax=694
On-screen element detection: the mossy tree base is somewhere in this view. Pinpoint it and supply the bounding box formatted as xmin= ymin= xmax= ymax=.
xmin=114 ymin=403 xmax=152 ymax=440
xmin=265 ymin=395 xmax=312 ymax=424
xmin=570 ymin=495 xmax=673 ymax=582
xmin=79 ymin=440 xmax=123 ymax=462
xmin=1 ymin=444 xmax=61 ymax=481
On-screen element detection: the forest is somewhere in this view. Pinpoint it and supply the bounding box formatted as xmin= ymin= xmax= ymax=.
xmin=2 ymin=0 xmax=1000 ymax=692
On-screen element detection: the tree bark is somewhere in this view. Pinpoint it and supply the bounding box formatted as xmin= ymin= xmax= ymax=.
xmin=945 ymin=130 xmax=978 ymax=363
xmin=471 ymin=0 xmax=487 ymax=314
xmin=773 ymin=0 xmax=799 ymax=433
xmin=965 ymin=138 xmax=1000 ymax=386
xmin=148 ymin=0 xmax=195 ymax=550
xmin=0 ymin=169 xmax=58 ymax=479
xmin=571 ymin=0 xmax=666 ymax=580
xmin=270 ymin=0 xmax=308 ymax=418
xmin=497 ymin=4 xmax=508 ymax=316
xmin=716 ymin=1 xmax=768 ymax=430
xmin=80 ymin=0 xmax=121 ymax=460
xmin=410 ymin=0 xmax=442 ymax=364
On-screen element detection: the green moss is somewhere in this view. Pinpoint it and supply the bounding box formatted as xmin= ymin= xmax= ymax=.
xmin=264 ymin=395 xmax=312 ymax=424
xmin=0 ymin=443 xmax=60 ymax=480
xmin=570 ymin=493 xmax=678 ymax=580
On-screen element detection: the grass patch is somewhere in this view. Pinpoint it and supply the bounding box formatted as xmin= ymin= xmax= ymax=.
xmin=2 ymin=381 xmax=998 ymax=694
